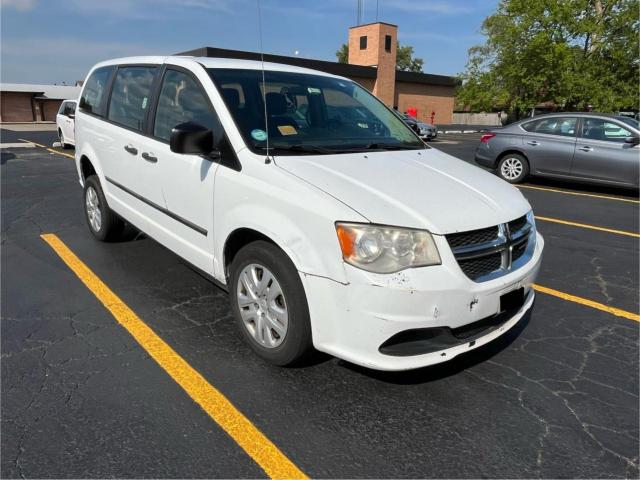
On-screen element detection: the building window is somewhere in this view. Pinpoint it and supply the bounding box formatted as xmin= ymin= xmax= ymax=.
xmin=385 ymin=35 xmax=392 ymax=52
xmin=359 ymin=36 xmax=367 ymax=50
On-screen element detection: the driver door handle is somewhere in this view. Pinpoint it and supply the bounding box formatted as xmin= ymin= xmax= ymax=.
xmin=526 ymin=140 xmax=539 ymax=146
xmin=124 ymin=144 xmax=138 ymax=155
xmin=579 ymin=146 xmax=593 ymax=152
xmin=141 ymin=152 xmax=158 ymax=163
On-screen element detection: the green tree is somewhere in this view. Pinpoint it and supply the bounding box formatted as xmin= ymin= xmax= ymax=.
xmin=396 ymin=44 xmax=424 ymax=72
xmin=457 ymin=0 xmax=639 ymax=116
xmin=335 ymin=42 xmax=424 ymax=72
xmin=336 ymin=43 xmax=349 ymax=64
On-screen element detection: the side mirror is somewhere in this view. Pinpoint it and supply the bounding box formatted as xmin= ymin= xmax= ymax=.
xmin=624 ymin=135 xmax=639 ymax=146
xmin=170 ymin=121 xmax=214 ymax=155
xmin=68 ymin=113 xmax=75 ymax=119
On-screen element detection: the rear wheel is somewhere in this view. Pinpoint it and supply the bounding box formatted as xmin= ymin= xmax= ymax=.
xmin=58 ymin=129 xmax=70 ymax=149
xmin=83 ymin=175 xmax=124 ymax=241
xmin=229 ymin=240 xmax=313 ymax=366
xmin=497 ymin=153 xmax=529 ymax=183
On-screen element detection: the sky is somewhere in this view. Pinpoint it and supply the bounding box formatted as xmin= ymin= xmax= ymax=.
xmin=0 ymin=0 xmax=498 ymax=85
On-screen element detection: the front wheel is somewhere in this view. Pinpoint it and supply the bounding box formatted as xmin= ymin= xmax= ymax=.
xmin=229 ymin=241 xmax=313 ymax=366
xmin=497 ymin=154 xmax=529 ymax=183
xmin=83 ymin=176 xmax=124 ymax=241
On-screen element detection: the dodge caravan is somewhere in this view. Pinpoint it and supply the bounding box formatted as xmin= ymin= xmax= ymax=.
xmin=75 ymin=56 xmax=544 ymax=371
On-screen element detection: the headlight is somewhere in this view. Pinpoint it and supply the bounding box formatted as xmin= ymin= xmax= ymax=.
xmin=335 ymin=223 xmax=441 ymax=273
xmin=526 ymin=210 xmax=536 ymax=247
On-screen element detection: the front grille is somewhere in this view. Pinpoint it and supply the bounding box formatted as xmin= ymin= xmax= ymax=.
xmin=458 ymin=252 xmax=502 ymax=281
xmin=508 ymin=215 xmax=527 ymax=234
xmin=446 ymin=226 xmax=499 ymax=249
xmin=446 ymin=215 xmax=534 ymax=282
xmin=512 ymin=239 xmax=528 ymax=262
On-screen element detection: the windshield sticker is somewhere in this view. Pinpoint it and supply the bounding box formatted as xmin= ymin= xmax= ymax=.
xmin=357 ymin=122 xmax=369 ymax=129
xmin=277 ymin=125 xmax=298 ymax=136
xmin=251 ymin=129 xmax=268 ymax=141
xmin=142 ymin=97 xmax=148 ymax=109
xmin=307 ymin=87 xmax=321 ymax=95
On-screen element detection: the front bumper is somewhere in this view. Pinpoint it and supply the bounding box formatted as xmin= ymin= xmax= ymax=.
xmin=301 ymin=232 xmax=544 ymax=371
xmin=420 ymin=130 xmax=438 ymax=140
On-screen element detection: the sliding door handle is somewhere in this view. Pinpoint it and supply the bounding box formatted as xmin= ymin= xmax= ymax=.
xmin=142 ymin=152 xmax=158 ymax=163
xmin=124 ymin=144 xmax=138 ymax=155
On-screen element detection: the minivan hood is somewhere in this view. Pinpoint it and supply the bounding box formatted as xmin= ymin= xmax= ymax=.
xmin=275 ymin=148 xmax=531 ymax=234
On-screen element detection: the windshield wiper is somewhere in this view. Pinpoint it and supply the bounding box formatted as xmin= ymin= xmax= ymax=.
xmin=255 ymin=144 xmax=334 ymax=154
xmin=360 ymin=143 xmax=425 ymax=151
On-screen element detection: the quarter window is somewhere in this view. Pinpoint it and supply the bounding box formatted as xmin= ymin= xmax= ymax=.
xmin=79 ymin=66 xmax=113 ymax=115
xmin=107 ymin=66 xmax=157 ymax=131
xmin=521 ymin=117 xmax=576 ymax=137
xmin=582 ymin=118 xmax=633 ymax=143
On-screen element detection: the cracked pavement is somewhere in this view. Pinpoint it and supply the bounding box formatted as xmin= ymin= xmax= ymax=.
xmin=1 ymin=139 xmax=638 ymax=478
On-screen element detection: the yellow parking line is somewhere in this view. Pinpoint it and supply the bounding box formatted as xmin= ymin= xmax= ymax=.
xmin=518 ymin=184 xmax=639 ymax=204
xmin=18 ymin=138 xmax=48 ymax=149
xmin=533 ymin=284 xmax=640 ymax=322
xmin=18 ymin=138 xmax=75 ymax=159
xmin=40 ymin=233 xmax=307 ymax=480
xmin=535 ymin=215 xmax=640 ymax=238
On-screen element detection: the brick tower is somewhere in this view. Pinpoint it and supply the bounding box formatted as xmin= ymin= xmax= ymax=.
xmin=347 ymin=22 xmax=398 ymax=106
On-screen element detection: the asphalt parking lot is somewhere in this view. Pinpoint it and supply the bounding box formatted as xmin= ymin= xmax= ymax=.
xmin=2 ymin=131 xmax=638 ymax=478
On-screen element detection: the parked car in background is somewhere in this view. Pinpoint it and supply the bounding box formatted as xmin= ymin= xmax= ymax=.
xmin=56 ymin=99 xmax=77 ymax=148
xmin=396 ymin=112 xmax=438 ymax=140
xmin=475 ymin=113 xmax=640 ymax=188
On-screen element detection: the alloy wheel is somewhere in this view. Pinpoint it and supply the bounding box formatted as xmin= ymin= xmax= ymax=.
xmin=501 ymin=157 xmax=523 ymax=180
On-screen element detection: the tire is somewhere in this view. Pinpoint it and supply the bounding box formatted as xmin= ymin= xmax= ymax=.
xmin=83 ymin=175 xmax=124 ymax=241
xmin=229 ymin=240 xmax=313 ymax=366
xmin=58 ymin=129 xmax=71 ymax=149
xmin=497 ymin=153 xmax=529 ymax=184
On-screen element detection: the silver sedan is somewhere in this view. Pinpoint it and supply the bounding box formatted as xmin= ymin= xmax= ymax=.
xmin=475 ymin=113 xmax=639 ymax=188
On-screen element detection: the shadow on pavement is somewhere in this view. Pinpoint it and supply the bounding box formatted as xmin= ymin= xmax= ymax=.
xmin=524 ymin=176 xmax=639 ymax=198
xmin=1 ymin=151 xmax=16 ymax=165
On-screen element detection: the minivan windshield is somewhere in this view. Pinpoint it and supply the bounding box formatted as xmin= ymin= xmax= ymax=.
xmin=208 ymin=68 xmax=425 ymax=154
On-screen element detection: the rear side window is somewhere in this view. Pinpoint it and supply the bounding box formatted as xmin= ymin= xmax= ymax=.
xmin=108 ymin=66 xmax=158 ymax=131
xmin=521 ymin=117 xmax=576 ymax=137
xmin=64 ymin=102 xmax=76 ymax=116
xmin=153 ymin=69 xmax=217 ymax=142
xmin=79 ymin=66 xmax=113 ymax=116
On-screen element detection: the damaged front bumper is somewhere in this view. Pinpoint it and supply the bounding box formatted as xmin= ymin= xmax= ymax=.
xmin=301 ymin=232 xmax=544 ymax=371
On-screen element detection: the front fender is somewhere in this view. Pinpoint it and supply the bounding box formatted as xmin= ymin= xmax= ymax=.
xmin=213 ymin=161 xmax=366 ymax=285
xmin=215 ymin=204 xmax=347 ymax=285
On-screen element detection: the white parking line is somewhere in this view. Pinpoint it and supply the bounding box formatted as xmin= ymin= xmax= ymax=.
xmin=0 ymin=142 xmax=36 ymax=148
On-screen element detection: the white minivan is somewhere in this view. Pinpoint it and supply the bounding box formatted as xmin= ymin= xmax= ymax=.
xmin=56 ymin=99 xmax=77 ymax=148
xmin=75 ymin=56 xmax=544 ymax=371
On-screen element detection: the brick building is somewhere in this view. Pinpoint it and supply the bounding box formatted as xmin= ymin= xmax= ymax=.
xmin=0 ymin=84 xmax=80 ymax=122
xmin=181 ymin=22 xmax=458 ymax=125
